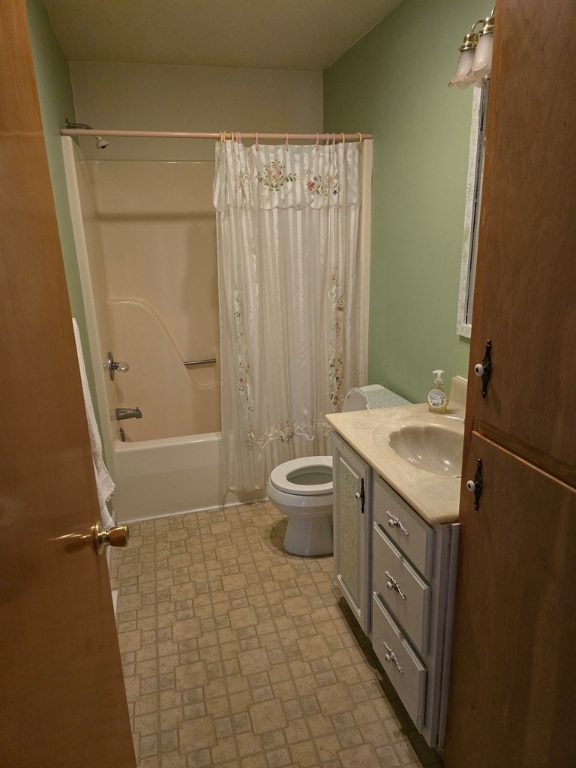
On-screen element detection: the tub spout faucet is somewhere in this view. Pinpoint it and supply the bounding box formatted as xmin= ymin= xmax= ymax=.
xmin=116 ymin=407 xmax=143 ymax=420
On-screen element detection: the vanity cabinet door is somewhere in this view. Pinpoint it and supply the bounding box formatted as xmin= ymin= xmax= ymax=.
xmin=466 ymin=0 xmax=576 ymax=484
xmin=333 ymin=434 xmax=372 ymax=635
xmin=444 ymin=432 xmax=576 ymax=768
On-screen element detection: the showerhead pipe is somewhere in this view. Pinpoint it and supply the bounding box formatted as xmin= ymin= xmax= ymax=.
xmin=65 ymin=118 xmax=109 ymax=149
xmin=65 ymin=119 xmax=92 ymax=130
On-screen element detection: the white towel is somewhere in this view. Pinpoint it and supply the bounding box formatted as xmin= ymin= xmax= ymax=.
xmin=72 ymin=319 xmax=115 ymax=530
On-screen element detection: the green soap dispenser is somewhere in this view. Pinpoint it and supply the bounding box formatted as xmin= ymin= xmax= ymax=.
xmin=427 ymin=369 xmax=449 ymax=413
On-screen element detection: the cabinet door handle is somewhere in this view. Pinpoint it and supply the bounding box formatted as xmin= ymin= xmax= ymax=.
xmin=466 ymin=459 xmax=484 ymax=510
xmin=385 ymin=571 xmax=407 ymax=600
xmin=354 ymin=478 xmax=365 ymax=513
xmin=383 ymin=642 xmax=404 ymax=674
xmin=385 ymin=510 xmax=409 ymax=535
xmin=474 ymin=339 xmax=492 ymax=398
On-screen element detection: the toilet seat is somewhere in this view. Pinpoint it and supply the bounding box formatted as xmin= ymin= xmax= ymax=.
xmin=269 ymin=456 xmax=332 ymax=496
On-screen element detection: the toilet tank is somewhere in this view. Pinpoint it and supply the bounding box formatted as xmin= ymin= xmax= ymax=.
xmin=341 ymin=385 xmax=410 ymax=412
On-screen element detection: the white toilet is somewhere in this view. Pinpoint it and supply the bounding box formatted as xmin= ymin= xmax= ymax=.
xmin=268 ymin=456 xmax=334 ymax=556
xmin=267 ymin=385 xmax=410 ymax=557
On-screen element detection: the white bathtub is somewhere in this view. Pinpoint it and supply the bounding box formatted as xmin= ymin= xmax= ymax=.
xmin=111 ymin=432 xmax=262 ymax=522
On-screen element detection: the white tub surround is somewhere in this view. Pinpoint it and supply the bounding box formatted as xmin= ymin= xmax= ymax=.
xmin=61 ymin=136 xmax=230 ymax=521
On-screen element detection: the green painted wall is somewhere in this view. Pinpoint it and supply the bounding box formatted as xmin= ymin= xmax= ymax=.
xmin=324 ymin=0 xmax=491 ymax=403
xmin=26 ymin=0 xmax=490 ymax=406
xmin=25 ymin=0 xmax=95 ymax=385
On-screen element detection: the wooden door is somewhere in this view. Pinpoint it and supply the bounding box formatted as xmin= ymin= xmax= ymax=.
xmin=0 ymin=3 xmax=136 ymax=767
xmin=467 ymin=0 xmax=576 ymax=482
xmin=444 ymin=433 xmax=576 ymax=767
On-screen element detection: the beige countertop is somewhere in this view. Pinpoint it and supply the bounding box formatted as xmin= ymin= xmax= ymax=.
xmin=325 ymin=401 xmax=465 ymax=526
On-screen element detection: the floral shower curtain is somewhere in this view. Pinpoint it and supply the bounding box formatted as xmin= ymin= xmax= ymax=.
xmin=214 ymin=138 xmax=372 ymax=493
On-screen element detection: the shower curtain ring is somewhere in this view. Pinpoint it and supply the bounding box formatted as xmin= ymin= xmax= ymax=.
xmin=341 ymin=133 xmax=345 ymax=144
xmin=315 ymin=133 xmax=320 ymax=151
xmin=285 ymin=133 xmax=289 ymax=150
xmin=357 ymin=132 xmax=363 ymax=145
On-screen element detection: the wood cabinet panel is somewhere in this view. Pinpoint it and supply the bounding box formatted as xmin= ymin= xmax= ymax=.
xmin=448 ymin=3 xmax=576 ymax=764
xmin=467 ymin=0 xmax=576 ymax=480
xmin=444 ymin=433 xmax=576 ymax=767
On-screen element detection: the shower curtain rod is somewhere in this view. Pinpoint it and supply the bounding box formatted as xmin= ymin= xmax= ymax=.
xmin=60 ymin=128 xmax=373 ymax=142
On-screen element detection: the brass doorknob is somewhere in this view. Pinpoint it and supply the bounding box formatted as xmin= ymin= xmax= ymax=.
xmin=94 ymin=522 xmax=129 ymax=555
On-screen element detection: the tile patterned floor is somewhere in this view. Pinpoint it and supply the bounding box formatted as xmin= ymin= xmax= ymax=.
xmin=109 ymin=501 xmax=442 ymax=768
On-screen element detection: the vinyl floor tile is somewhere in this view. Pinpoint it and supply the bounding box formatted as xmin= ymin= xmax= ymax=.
xmin=110 ymin=502 xmax=443 ymax=767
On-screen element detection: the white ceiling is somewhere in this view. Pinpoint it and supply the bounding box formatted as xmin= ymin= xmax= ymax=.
xmin=40 ymin=0 xmax=403 ymax=70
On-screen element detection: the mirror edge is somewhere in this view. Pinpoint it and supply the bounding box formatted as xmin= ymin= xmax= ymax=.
xmin=456 ymin=88 xmax=483 ymax=339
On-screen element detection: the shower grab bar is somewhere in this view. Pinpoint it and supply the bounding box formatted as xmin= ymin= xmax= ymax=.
xmin=184 ymin=358 xmax=217 ymax=367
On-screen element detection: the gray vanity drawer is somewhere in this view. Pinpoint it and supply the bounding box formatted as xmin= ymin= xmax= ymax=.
xmin=372 ymin=594 xmax=427 ymax=730
xmin=373 ymin=525 xmax=431 ymax=655
xmin=372 ymin=474 xmax=434 ymax=578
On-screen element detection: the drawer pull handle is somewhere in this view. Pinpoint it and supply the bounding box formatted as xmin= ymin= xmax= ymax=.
xmin=385 ymin=571 xmax=407 ymax=600
xmin=386 ymin=511 xmax=409 ymax=535
xmin=383 ymin=642 xmax=404 ymax=674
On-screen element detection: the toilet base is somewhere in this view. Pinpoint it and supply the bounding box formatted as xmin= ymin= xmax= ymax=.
xmin=283 ymin=512 xmax=333 ymax=557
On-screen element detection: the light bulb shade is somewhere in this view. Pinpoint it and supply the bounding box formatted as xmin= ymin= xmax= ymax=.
xmin=471 ymin=31 xmax=493 ymax=84
xmin=448 ymin=49 xmax=476 ymax=89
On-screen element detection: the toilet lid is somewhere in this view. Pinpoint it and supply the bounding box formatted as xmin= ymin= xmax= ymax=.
xmin=269 ymin=456 xmax=333 ymax=496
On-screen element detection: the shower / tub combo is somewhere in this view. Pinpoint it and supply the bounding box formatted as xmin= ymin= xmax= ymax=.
xmin=61 ymin=136 xmax=247 ymax=520
xmin=61 ymin=128 xmax=372 ymax=521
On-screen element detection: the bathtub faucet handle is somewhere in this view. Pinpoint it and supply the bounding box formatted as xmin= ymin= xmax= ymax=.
xmin=106 ymin=351 xmax=130 ymax=380
xmin=116 ymin=407 xmax=143 ymax=420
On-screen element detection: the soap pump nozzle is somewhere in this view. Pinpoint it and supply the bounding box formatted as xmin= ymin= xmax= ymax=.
xmin=433 ymin=369 xmax=444 ymax=385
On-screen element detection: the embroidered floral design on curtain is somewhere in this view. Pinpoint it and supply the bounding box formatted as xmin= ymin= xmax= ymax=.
xmin=214 ymin=139 xmax=369 ymax=493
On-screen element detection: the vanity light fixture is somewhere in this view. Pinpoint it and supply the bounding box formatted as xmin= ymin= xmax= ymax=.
xmin=449 ymin=8 xmax=495 ymax=89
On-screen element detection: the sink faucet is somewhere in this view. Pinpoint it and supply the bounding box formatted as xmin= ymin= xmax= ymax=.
xmin=115 ymin=407 xmax=143 ymax=420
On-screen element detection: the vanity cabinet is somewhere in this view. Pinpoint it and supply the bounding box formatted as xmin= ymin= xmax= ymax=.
xmin=444 ymin=1 xmax=576 ymax=765
xmin=332 ymin=431 xmax=459 ymax=749
xmin=333 ymin=433 xmax=372 ymax=635
xmin=371 ymin=474 xmax=458 ymax=749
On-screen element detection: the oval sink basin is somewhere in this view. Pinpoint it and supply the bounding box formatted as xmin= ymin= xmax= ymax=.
xmin=388 ymin=424 xmax=463 ymax=477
